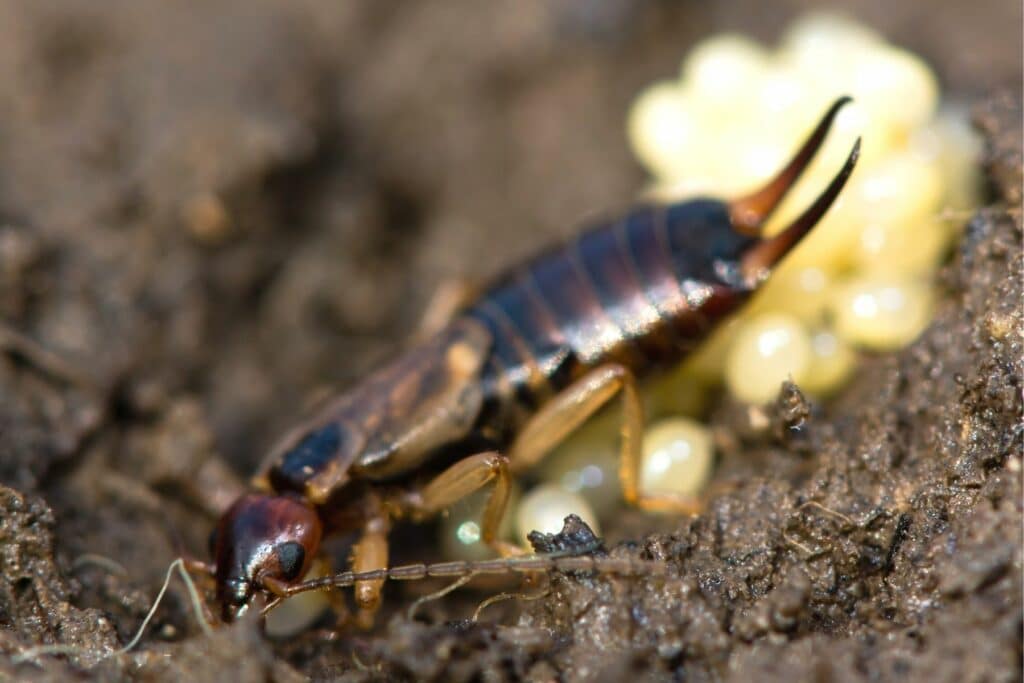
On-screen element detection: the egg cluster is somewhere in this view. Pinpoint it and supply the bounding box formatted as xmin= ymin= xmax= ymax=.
xmin=628 ymin=12 xmax=981 ymax=404
xmin=441 ymin=15 xmax=982 ymax=559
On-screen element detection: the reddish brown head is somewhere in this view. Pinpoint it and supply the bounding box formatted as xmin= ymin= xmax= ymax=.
xmin=211 ymin=493 xmax=322 ymax=620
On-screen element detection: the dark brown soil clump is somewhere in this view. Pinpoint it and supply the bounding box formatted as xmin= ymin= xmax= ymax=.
xmin=0 ymin=2 xmax=1019 ymax=681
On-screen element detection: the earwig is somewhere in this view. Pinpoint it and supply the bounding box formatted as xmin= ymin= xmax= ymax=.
xmin=201 ymin=97 xmax=862 ymax=625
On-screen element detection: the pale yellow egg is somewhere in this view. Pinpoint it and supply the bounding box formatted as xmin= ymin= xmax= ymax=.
xmin=781 ymin=12 xmax=883 ymax=89
xmin=682 ymin=34 xmax=769 ymax=114
xmin=539 ymin=410 xmax=622 ymax=515
xmin=828 ymin=100 xmax=900 ymax=167
xmin=852 ymin=217 xmax=949 ymax=275
xmin=909 ymin=109 xmax=984 ymax=216
xmin=766 ymin=183 xmax=859 ymax=271
xmin=755 ymin=62 xmax=814 ymax=120
xmin=441 ymin=486 xmax=520 ymax=561
xmin=830 ymin=275 xmax=934 ymax=350
xmin=639 ymin=418 xmax=714 ymax=498
xmin=725 ymin=313 xmax=812 ymax=404
xmin=851 ymin=45 xmax=939 ymax=133
xmin=627 ymin=83 xmax=708 ymax=181
xmin=746 ymin=264 xmax=832 ymax=325
xmin=852 ymin=151 xmax=944 ymax=226
xmin=263 ymin=562 xmax=331 ymax=638
xmin=783 ymin=12 xmax=883 ymax=58
xmin=516 ymin=485 xmax=601 ymax=548
xmin=713 ymin=128 xmax=795 ymax=196
xmin=801 ymin=329 xmax=857 ymax=397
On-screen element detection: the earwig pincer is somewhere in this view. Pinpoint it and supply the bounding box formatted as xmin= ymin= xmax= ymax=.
xmin=202 ymin=97 xmax=861 ymax=623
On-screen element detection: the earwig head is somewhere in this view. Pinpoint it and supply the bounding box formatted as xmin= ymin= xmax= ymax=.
xmin=211 ymin=493 xmax=322 ymax=621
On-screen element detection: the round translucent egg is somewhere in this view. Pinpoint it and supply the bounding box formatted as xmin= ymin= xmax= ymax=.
xmin=725 ymin=313 xmax=812 ymax=404
xmin=780 ymin=12 xmax=883 ymax=88
xmin=682 ymin=34 xmax=769 ymax=115
xmin=765 ymin=177 xmax=860 ymax=271
xmin=852 ymin=217 xmax=948 ymax=275
xmin=830 ymin=275 xmax=934 ymax=350
xmin=639 ymin=418 xmax=713 ymax=498
xmin=627 ymin=83 xmax=707 ymax=182
xmin=714 ymin=128 xmax=795 ymax=195
xmin=263 ymin=562 xmax=330 ymax=638
xmin=539 ymin=411 xmax=621 ymax=515
xmin=516 ymin=485 xmax=600 ymax=548
xmin=910 ymin=110 xmax=984 ymax=215
xmin=783 ymin=12 xmax=883 ymax=59
xmin=441 ymin=486 xmax=519 ymax=562
xmin=851 ymin=45 xmax=939 ymax=133
xmin=746 ymin=265 xmax=832 ymax=324
xmin=853 ymin=151 xmax=944 ymax=226
xmin=801 ymin=329 xmax=857 ymax=396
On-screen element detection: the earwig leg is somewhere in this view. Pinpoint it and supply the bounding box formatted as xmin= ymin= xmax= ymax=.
xmin=180 ymin=557 xmax=219 ymax=627
xmin=310 ymin=556 xmax=353 ymax=626
xmin=183 ymin=557 xmax=216 ymax=578
xmin=350 ymin=512 xmax=391 ymax=629
xmin=404 ymin=451 xmax=521 ymax=557
xmin=508 ymin=363 xmax=701 ymax=515
xmin=416 ymin=279 xmax=478 ymax=338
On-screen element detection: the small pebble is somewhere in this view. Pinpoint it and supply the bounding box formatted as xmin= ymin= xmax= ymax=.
xmin=516 ymin=485 xmax=600 ymax=548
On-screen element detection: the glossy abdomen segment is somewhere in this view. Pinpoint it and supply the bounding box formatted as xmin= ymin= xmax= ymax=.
xmin=465 ymin=199 xmax=748 ymax=426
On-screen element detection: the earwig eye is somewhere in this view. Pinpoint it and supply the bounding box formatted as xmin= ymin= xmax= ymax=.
xmin=276 ymin=541 xmax=306 ymax=581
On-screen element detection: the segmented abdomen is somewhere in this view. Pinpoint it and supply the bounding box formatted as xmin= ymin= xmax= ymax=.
xmin=464 ymin=201 xmax=736 ymax=431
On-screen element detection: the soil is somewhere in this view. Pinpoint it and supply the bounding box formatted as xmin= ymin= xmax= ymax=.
xmin=0 ymin=2 xmax=1020 ymax=682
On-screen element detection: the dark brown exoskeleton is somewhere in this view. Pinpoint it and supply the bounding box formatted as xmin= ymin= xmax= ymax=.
xmin=204 ymin=98 xmax=861 ymax=623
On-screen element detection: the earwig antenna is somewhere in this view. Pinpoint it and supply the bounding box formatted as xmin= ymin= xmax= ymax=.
xmin=261 ymin=552 xmax=669 ymax=617
xmin=12 ymin=558 xmax=213 ymax=667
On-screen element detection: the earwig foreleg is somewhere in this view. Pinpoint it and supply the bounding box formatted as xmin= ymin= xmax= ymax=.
xmin=509 ymin=363 xmax=702 ymax=514
xmin=350 ymin=507 xmax=391 ymax=628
